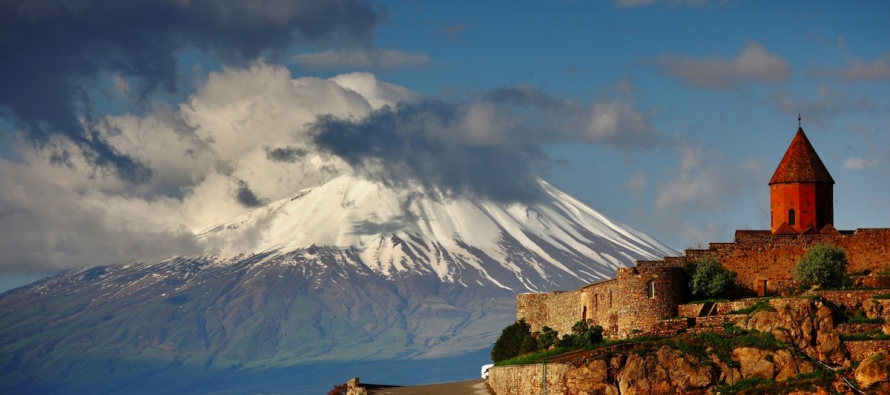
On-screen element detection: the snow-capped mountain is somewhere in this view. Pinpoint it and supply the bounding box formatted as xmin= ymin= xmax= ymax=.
xmin=199 ymin=174 xmax=674 ymax=292
xmin=0 ymin=175 xmax=675 ymax=394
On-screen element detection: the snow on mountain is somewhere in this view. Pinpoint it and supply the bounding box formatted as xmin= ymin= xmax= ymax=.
xmin=199 ymin=174 xmax=675 ymax=292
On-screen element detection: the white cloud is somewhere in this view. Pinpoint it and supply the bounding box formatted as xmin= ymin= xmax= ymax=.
xmin=808 ymin=53 xmax=890 ymax=82
xmin=655 ymin=41 xmax=791 ymax=90
xmin=0 ymin=61 xmax=660 ymax=275
xmin=844 ymin=157 xmax=879 ymax=170
xmin=656 ymin=144 xmax=764 ymax=213
xmin=0 ymin=62 xmax=422 ymax=274
xmin=292 ymin=49 xmax=430 ymax=70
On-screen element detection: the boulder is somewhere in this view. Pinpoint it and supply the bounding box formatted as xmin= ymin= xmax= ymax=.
xmin=773 ymin=349 xmax=814 ymax=381
xmin=733 ymin=347 xmax=775 ymax=380
xmin=855 ymin=352 xmax=890 ymax=389
xmin=656 ymin=346 xmax=713 ymax=391
xmin=862 ymin=299 xmax=884 ymax=320
xmin=710 ymin=354 xmax=741 ymax=386
xmin=566 ymin=359 xmax=616 ymax=394
xmin=616 ymin=350 xmax=671 ymax=395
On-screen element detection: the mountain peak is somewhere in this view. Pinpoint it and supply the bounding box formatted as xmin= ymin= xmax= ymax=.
xmin=199 ymin=175 xmax=675 ymax=291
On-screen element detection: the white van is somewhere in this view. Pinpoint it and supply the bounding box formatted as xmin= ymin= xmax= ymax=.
xmin=481 ymin=363 xmax=494 ymax=379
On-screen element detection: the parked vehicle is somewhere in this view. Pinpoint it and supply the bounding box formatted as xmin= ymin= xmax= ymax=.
xmin=481 ymin=363 xmax=494 ymax=379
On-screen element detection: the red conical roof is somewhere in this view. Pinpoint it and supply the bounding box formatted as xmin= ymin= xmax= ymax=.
xmin=769 ymin=127 xmax=834 ymax=185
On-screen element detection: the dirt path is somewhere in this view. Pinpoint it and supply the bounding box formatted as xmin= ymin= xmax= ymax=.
xmin=367 ymin=379 xmax=492 ymax=395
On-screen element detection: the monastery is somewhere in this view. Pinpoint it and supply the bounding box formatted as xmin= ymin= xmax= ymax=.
xmin=516 ymin=123 xmax=890 ymax=339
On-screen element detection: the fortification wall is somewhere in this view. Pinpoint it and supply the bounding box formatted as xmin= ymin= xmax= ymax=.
xmin=516 ymin=292 xmax=550 ymax=331
xmin=517 ymin=290 xmax=584 ymax=335
xmin=699 ymin=228 xmax=890 ymax=294
xmin=488 ymin=363 xmax=569 ymax=395
xmin=517 ymin=262 xmax=687 ymax=338
xmin=614 ymin=264 xmax=686 ymax=338
xmin=581 ymin=280 xmax=620 ymax=337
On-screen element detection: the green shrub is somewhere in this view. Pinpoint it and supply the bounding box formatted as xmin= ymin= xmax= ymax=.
xmin=686 ymin=256 xmax=737 ymax=299
xmin=491 ymin=319 xmax=532 ymax=363
xmin=557 ymin=319 xmax=604 ymax=349
xmin=519 ymin=335 xmax=538 ymax=354
xmin=536 ymin=326 xmax=559 ymax=350
xmin=794 ymin=244 xmax=849 ymax=289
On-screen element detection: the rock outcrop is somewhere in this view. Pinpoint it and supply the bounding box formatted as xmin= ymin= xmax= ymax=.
xmin=489 ymin=297 xmax=890 ymax=395
xmin=855 ymin=352 xmax=890 ymax=390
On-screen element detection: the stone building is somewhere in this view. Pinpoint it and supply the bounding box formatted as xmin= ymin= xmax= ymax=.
xmin=517 ymin=259 xmax=686 ymax=338
xmin=769 ymin=126 xmax=835 ymax=234
xmin=516 ymin=123 xmax=890 ymax=338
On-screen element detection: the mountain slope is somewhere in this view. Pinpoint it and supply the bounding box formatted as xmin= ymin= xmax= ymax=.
xmin=200 ymin=175 xmax=673 ymax=291
xmin=0 ymin=176 xmax=674 ymax=393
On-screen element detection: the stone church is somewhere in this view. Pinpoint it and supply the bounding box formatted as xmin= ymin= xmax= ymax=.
xmin=516 ymin=123 xmax=890 ymax=339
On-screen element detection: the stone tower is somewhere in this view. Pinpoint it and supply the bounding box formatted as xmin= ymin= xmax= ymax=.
xmin=769 ymin=126 xmax=835 ymax=234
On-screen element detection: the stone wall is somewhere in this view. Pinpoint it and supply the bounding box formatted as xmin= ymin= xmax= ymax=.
xmin=696 ymin=228 xmax=890 ymax=295
xmin=580 ymin=280 xmax=620 ymax=336
xmin=714 ymin=299 xmax=762 ymax=315
xmin=817 ymin=290 xmax=890 ymax=310
xmin=845 ymin=340 xmax=890 ymax=362
xmin=487 ymin=363 xmax=569 ymax=395
xmin=517 ymin=262 xmax=686 ymax=338
xmin=678 ymin=303 xmax=705 ymax=318
xmin=614 ymin=263 xmax=686 ymax=338
xmin=516 ymin=292 xmax=551 ymax=332
xmin=517 ymin=289 xmax=585 ymax=336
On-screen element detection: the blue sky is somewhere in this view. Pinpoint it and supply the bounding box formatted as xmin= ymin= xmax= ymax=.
xmin=0 ymin=0 xmax=888 ymax=291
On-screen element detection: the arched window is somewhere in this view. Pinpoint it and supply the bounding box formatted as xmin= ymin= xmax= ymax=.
xmin=582 ymin=306 xmax=587 ymax=320
xmin=594 ymin=294 xmax=598 ymax=310
xmin=609 ymin=291 xmax=613 ymax=308
xmin=788 ymin=209 xmax=795 ymax=226
xmin=647 ymin=281 xmax=655 ymax=299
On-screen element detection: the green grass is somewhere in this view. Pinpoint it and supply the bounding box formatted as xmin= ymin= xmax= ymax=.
xmin=495 ymin=335 xmax=664 ymax=366
xmin=847 ymin=312 xmax=885 ymax=324
xmin=684 ymin=298 xmax=729 ymax=304
xmin=715 ymin=377 xmax=775 ymax=394
xmin=495 ymin=348 xmax=567 ymax=366
xmin=873 ymin=293 xmax=890 ymax=300
xmin=839 ymin=329 xmax=890 ymax=341
xmin=727 ymin=300 xmax=776 ymax=315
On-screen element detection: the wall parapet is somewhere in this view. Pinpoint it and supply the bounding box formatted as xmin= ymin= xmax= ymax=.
xmin=487 ymin=363 xmax=569 ymax=395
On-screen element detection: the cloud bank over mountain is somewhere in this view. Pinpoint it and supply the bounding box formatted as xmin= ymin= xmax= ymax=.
xmin=0 ymin=62 xmax=659 ymax=275
xmin=0 ymin=0 xmax=386 ymax=182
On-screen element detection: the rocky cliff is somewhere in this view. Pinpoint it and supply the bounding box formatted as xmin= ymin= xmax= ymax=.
xmin=488 ymin=296 xmax=890 ymax=395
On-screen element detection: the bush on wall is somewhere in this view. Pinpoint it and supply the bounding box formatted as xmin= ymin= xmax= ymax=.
xmin=794 ymin=244 xmax=849 ymax=289
xmin=490 ymin=319 xmax=532 ymax=363
xmin=686 ymin=256 xmax=737 ymax=299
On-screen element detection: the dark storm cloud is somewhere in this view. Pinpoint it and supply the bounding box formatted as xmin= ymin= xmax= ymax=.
xmin=312 ymin=101 xmax=548 ymax=203
xmin=0 ymin=0 xmax=386 ymax=181
xmin=265 ymin=146 xmax=309 ymax=163
xmin=235 ymin=180 xmax=266 ymax=208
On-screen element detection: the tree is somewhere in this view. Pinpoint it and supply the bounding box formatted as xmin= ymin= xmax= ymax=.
xmin=686 ymin=256 xmax=737 ymax=299
xmin=795 ymin=244 xmax=849 ymax=289
xmin=491 ymin=319 xmax=532 ymax=363
xmin=557 ymin=319 xmax=604 ymax=349
xmin=536 ymin=326 xmax=559 ymax=350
